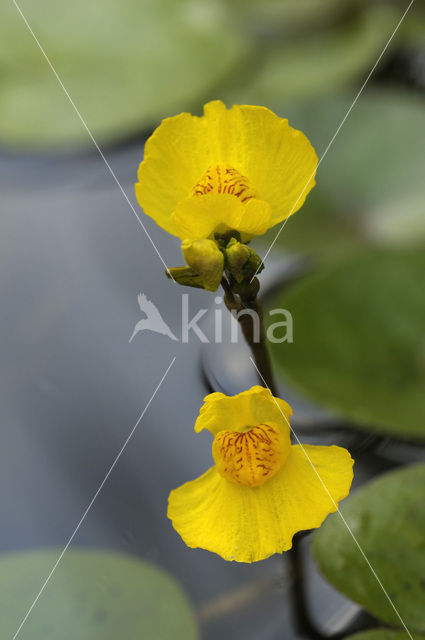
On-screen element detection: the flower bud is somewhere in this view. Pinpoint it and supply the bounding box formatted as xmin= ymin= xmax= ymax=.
xmin=224 ymin=238 xmax=263 ymax=283
xmin=181 ymin=239 xmax=224 ymax=292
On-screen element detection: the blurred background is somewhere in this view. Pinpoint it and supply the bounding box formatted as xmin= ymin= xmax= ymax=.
xmin=0 ymin=0 xmax=424 ymax=638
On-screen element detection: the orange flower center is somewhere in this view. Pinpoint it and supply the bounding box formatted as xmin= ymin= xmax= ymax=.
xmin=192 ymin=164 xmax=257 ymax=204
xmin=212 ymin=423 xmax=290 ymax=487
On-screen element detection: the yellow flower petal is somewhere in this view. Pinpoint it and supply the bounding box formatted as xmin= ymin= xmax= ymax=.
xmin=200 ymin=101 xmax=318 ymax=225
xmin=136 ymin=101 xmax=317 ymax=240
xmin=136 ymin=112 xmax=205 ymax=236
xmin=172 ymin=193 xmax=244 ymax=240
xmin=195 ymin=386 xmax=292 ymax=437
xmin=239 ymin=199 xmax=272 ymax=238
xmin=168 ymin=444 xmax=353 ymax=562
xmin=172 ymin=193 xmax=272 ymax=241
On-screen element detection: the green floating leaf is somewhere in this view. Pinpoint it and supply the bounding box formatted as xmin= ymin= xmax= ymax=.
xmin=223 ymin=5 xmax=398 ymax=105
xmin=313 ymin=464 xmax=425 ymax=632
xmin=346 ymin=631 xmax=425 ymax=640
xmin=0 ymin=548 xmax=198 ymax=639
xmin=397 ymin=0 xmax=425 ymax=48
xmin=309 ymin=94 xmax=425 ymax=248
xmin=267 ymin=248 xmax=425 ymax=438
xmin=258 ymin=89 xmax=425 ymax=254
xmin=290 ymin=90 xmax=425 ymax=247
xmin=258 ymin=187 xmax=365 ymax=256
xmin=0 ymin=0 xmax=245 ymax=148
xmin=229 ymin=0 xmax=344 ymax=39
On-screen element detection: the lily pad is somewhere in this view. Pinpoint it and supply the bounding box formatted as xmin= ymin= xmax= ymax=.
xmin=313 ymin=464 xmax=425 ymax=632
xmin=346 ymin=632 xmax=425 ymax=640
xmin=223 ymin=6 xmax=398 ymax=105
xmin=228 ymin=0 xmax=346 ymax=38
xmin=0 ymin=0 xmax=245 ymax=148
xmin=258 ymin=188 xmax=364 ymax=256
xmin=308 ymin=94 xmax=425 ymax=247
xmin=267 ymin=248 xmax=425 ymax=438
xmin=258 ymin=88 xmax=425 ymax=253
xmin=0 ymin=548 xmax=198 ymax=639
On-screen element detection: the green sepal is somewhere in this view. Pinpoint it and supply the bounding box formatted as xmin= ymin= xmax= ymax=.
xmin=224 ymin=238 xmax=264 ymax=283
xmin=231 ymin=277 xmax=260 ymax=302
xmin=181 ymin=238 xmax=224 ymax=291
xmin=166 ymin=266 xmax=205 ymax=289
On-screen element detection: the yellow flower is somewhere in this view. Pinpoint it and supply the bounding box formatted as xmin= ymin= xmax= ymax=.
xmin=168 ymin=386 xmax=354 ymax=563
xmin=136 ymin=101 xmax=318 ymax=242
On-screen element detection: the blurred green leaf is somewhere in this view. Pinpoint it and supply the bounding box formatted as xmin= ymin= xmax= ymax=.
xmin=313 ymin=464 xmax=425 ymax=632
xmin=223 ymin=6 xmax=398 ymax=104
xmin=257 ymin=89 xmax=425 ymax=254
xmin=0 ymin=548 xmax=198 ymax=639
xmin=307 ymin=92 xmax=425 ymax=248
xmin=229 ymin=0 xmax=346 ymax=39
xmin=397 ymin=0 xmax=425 ymax=47
xmin=296 ymin=91 xmax=425 ymax=245
xmin=258 ymin=188 xmax=364 ymax=256
xmin=267 ymin=248 xmax=425 ymax=438
xmin=346 ymin=631 xmax=425 ymax=640
xmin=0 ymin=0 xmax=246 ymax=148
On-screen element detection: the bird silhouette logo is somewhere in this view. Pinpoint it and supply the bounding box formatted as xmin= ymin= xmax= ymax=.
xmin=129 ymin=293 xmax=178 ymax=343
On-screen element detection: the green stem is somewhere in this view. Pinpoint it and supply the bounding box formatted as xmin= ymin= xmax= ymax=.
xmin=240 ymin=297 xmax=278 ymax=396
xmin=221 ymin=276 xmax=278 ymax=395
